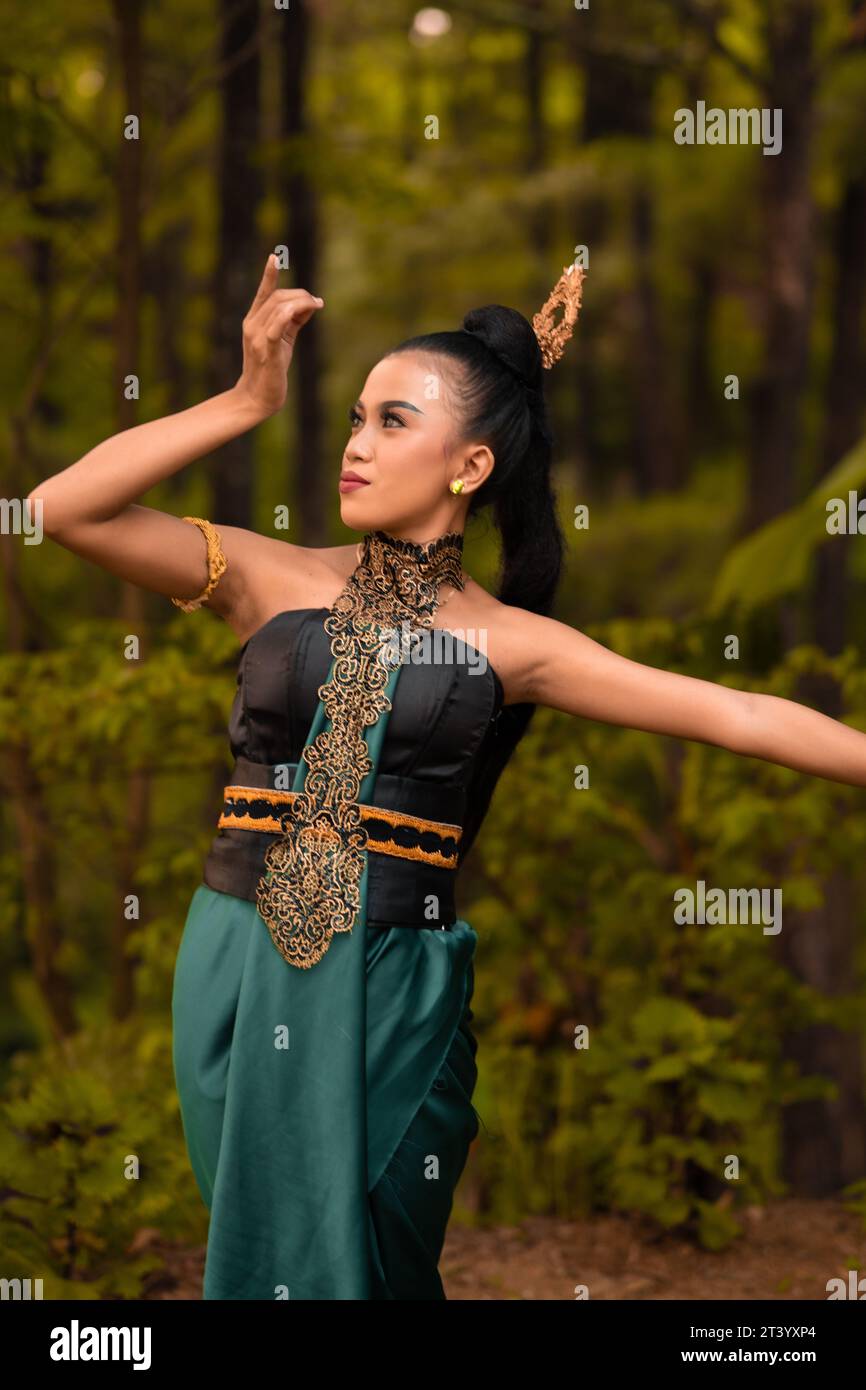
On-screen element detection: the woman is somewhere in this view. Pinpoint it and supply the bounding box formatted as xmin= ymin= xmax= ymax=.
xmin=28 ymin=255 xmax=866 ymax=1300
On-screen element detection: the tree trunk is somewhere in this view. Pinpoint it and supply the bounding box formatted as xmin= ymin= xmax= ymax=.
xmin=112 ymin=0 xmax=147 ymax=1021
xmin=745 ymin=0 xmax=816 ymax=530
xmin=779 ymin=144 xmax=866 ymax=1199
xmin=280 ymin=0 xmax=325 ymax=545
xmin=581 ymin=47 xmax=681 ymax=494
xmin=1 ymin=108 xmax=77 ymax=1039
xmin=810 ymin=177 xmax=866 ymax=672
xmin=209 ymin=0 xmax=262 ymax=529
xmin=149 ymin=221 xmax=192 ymax=437
xmin=682 ymin=260 xmax=718 ymax=480
xmin=777 ymin=871 xmax=866 ymax=1195
xmin=629 ymin=181 xmax=683 ymax=493
xmin=524 ymin=0 xmax=549 ymax=261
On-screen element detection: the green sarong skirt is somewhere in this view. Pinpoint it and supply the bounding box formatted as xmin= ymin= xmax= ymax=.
xmin=171 ymin=658 xmax=480 ymax=1299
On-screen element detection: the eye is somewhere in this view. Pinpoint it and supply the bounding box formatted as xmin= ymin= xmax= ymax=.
xmin=347 ymin=407 xmax=405 ymax=428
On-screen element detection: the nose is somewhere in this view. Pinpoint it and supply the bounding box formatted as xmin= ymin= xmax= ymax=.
xmin=346 ymin=425 xmax=373 ymax=462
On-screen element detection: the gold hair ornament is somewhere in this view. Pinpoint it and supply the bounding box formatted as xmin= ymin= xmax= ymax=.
xmin=532 ymin=257 xmax=586 ymax=369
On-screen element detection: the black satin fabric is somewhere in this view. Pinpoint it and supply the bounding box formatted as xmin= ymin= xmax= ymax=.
xmin=202 ymin=607 xmax=531 ymax=928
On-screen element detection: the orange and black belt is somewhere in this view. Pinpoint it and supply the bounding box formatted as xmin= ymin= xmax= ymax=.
xmin=201 ymin=756 xmax=465 ymax=930
xmin=218 ymin=784 xmax=461 ymax=870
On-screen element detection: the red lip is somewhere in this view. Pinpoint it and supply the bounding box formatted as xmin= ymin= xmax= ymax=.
xmin=339 ymin=471 xmax=371 ymax=493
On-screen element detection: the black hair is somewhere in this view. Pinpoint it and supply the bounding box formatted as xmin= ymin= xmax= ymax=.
xmin=384 ymin=303 xmax=566 ymax=621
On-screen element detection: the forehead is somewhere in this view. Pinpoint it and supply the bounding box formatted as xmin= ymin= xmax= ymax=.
xmin=359 ymin=352 xmax=455 ymax=412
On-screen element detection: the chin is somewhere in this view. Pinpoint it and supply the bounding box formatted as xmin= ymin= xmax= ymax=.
xmin=339 ymin=495 xmax=381 ymax=526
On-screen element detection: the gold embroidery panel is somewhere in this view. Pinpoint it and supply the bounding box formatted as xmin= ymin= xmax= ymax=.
xmin=254 ymin=530 xmax=465 ymax=969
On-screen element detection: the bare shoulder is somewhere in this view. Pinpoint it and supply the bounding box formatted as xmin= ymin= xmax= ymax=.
xmin=214 ymin=531 xmax=554 ymax=705
xmin=211 ymin=530 xmax=356 ymax=643
xmin=442 ymin=582 xmax=549 ymax=706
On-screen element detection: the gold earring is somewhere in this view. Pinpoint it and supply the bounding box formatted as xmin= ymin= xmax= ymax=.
xmin=449 ymin=479 xmax=464 ymax=495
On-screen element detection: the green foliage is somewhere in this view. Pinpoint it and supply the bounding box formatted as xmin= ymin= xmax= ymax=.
xmin=0 ymin=1019 xmax=206 ymax=1298
xmin=0 ymin=615 xmax=238 ymax=1042
xmin=559 ymin=462 xmax=742 ymax=626
xmin=0 ymin=617 xmax=229 ymax=1289
xmin=3 ymin=0 xmax=866 ymax=1284
xmin=462 ymin=629 xmax=866 ymax=1248
xmin=840 ymin=1176 xmax=866 ymax=1229
xmin=710 ymin=435 xmax=866 ymax=615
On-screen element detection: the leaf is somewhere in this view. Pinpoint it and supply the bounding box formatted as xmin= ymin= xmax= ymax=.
xmin=709 ymin=434 xmax=866 ymax=614
xmin=645 ymin=1054 xmax=690 ymax=1081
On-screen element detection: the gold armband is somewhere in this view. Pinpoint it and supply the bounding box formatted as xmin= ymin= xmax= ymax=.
xmin=171 ymin=516 xmax=228 ymax=612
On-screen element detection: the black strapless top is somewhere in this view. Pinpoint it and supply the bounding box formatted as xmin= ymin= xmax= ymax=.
xmin=202 ymin=608 xmax=533 ymax=928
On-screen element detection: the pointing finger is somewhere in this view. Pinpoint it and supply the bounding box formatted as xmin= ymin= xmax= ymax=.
xmin=248 ymin=253 xmax=279 ymax=315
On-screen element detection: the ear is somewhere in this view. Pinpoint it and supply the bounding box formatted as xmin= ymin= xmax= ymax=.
xmin=462 ymin=442 xmax=495 ymax=491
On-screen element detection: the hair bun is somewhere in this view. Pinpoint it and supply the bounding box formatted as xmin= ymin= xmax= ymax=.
xmin=460 ymin=304 xmax=544 ymax=392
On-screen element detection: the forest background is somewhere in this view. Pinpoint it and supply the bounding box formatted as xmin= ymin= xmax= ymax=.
xmin=1 ymin=0 xmax=866 ymax=1298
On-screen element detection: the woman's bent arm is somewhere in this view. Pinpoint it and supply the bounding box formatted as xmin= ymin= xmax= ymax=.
xmin=25 ymin=388 xmax=268 ymax=618
xmin=25 ymin=263 xmax=325 ymax=621
xmin=28 ymin=387 xmax=264 ymax=532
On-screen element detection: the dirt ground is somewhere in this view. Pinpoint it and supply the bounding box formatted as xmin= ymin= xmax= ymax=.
xmin=139 ymin=1198 xmax=864 ymax=1300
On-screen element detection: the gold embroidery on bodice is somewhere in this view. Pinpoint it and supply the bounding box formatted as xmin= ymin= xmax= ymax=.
xmin=254 ymin=529 xmax=465 ymax=969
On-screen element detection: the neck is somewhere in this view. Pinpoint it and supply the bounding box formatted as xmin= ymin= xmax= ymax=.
xmin=369 ymin=526 xmax=464 ymax=551
xmin=354 ymin=528 xmax=466 ymax=612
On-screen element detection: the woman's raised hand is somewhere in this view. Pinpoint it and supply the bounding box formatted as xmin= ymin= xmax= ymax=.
xmin=234 ymin=254 xmax=324 ymax=418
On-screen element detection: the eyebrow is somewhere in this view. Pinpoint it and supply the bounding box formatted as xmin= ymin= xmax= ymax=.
xmin=352 ymin=399 xmax=424 ymax=414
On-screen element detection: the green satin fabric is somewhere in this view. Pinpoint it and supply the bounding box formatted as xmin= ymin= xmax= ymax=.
xmin=172 ymin=652 xmax=480 ymax=1299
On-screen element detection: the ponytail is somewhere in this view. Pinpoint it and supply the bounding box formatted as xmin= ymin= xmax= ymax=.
xmin=386 ymin=303 xmax=566 ymax=619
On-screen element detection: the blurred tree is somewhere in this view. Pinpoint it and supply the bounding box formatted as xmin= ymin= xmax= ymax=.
xmin=281 ymin=0 xmax=326 ymax=544
xmin=209 ymin=0 xmax=261 ymax=529
xmin=2 ymin=75 xmax=76 ymax=1037
xmin=112 ymin=0 xmax=148 ymax=1021
xmin=747 ymin=0 xmax=817 ymax=531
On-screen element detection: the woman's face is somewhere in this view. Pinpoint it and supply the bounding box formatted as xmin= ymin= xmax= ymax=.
xmin=338 ymin=351 xmax=492 ymax=540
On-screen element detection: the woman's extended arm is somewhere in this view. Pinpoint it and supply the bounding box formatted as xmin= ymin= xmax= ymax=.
xmin=512 ymin=609 xmax=866 ymax=789
xmin=26 ymin=256 xmax=323 ymax=618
